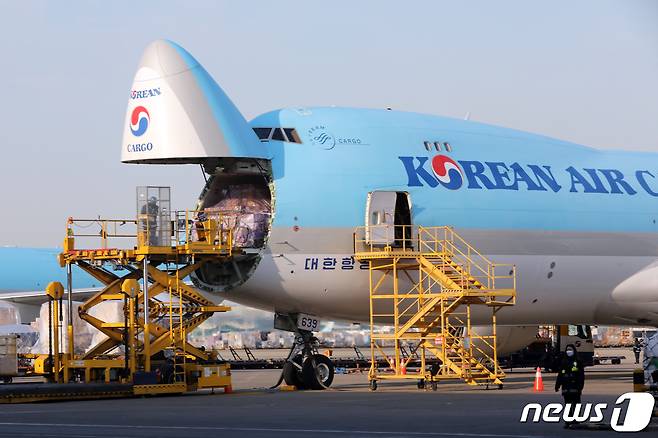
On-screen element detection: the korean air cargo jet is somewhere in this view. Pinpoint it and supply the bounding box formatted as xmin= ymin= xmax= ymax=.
xmin=2 ymin=40 xmax=658 ymax=388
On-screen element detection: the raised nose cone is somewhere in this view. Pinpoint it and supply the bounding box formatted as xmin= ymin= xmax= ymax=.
xmin=122 ymin=40 xmax=266 ymax=163
xmin=136 ymin=39 xmax=200 ymax=79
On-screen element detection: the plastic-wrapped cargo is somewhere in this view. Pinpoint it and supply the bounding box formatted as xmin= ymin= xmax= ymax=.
xmin=31 ymin=300 xmax=126 ymax=355
xmin=0 ymin=301 xmax=20 ymax=325
xmin=86 ymin=301 xmax=124 ymax=352
xmin=592 ymin=326 xmax=634 ymax=347
xmin=32 ymin=301 xmax=96 ymax=355
xmin=200 ymin=181 xmax=271 ymax=248
xmin=0 ymin=324 xmax=38 ymax=353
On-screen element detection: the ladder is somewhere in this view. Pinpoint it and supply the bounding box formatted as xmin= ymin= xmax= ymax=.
xmin=354 ymin=225 xmax=516 ymax=388
xmin=167 ymin=261 xmax=187 ymax=384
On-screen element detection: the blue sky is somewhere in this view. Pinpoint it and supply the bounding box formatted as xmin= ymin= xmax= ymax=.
xmin=0 ymin=0 xmax=656 ymax=246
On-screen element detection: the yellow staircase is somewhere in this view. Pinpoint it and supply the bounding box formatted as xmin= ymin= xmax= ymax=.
xmin=354 ymin=226 xmax=516 ymax=389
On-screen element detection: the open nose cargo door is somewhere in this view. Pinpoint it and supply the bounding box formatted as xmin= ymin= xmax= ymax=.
xmin=121 ymin=40 xmax=274 ymax=293
xmin=121 ymin=39 xmax=267 ymax=164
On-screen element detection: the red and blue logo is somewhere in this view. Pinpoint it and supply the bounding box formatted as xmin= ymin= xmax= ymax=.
xmin=431 ymin=155 xmax=464 ymax=190
xmin=130 ymin=106 xmax=150 ymax=137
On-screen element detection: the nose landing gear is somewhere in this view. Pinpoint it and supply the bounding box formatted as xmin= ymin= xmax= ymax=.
xmin=274 ymin=329 xmax=335 ymax=390
xmin=302 ymin=353 xmax=334 ymax=390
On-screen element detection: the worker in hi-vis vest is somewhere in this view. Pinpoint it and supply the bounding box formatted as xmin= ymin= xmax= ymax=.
xmin=555 ymin=343 xmax=585 ymax=429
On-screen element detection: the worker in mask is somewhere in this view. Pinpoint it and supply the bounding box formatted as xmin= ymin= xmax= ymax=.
xmin=555 ymin=344 xmax=585 ymax=429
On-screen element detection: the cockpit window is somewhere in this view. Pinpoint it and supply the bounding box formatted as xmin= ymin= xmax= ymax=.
xmin=283 ymin=128 xmax=301 ymax=143
xmin=252 ymin=127 xmax=302 ymax=144
xmin=271 ymin=128 xmax=286 ymax=141
xmin=253 ymin=128 xmax=271 ymax=141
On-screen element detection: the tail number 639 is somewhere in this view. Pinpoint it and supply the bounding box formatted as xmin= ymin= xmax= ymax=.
xmin=297 ymin=313 xmax=320 ymax=331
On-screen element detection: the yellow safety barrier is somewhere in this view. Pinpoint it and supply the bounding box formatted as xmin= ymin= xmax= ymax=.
xmin=59 ymin=209 xmax=234 ymax=266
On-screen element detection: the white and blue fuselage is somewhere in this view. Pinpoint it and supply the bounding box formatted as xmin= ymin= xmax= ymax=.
xmin=238 ymin=107 xmax=658 ymax=326
xmin=2 ymin=40 xmax=658 ymax=329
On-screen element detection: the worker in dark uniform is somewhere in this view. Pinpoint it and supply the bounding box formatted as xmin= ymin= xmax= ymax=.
xmin=555 ymin=344 xmax=585 ymax=429
xmin=632 ymin=338 xmax=642 ymax=364
xmin=195 ymin=210 xmax=208 ymax=242
xmin=140 ymin=196 xmax=159 ymax=246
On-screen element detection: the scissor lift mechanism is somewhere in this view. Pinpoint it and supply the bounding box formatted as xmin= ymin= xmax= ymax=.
xmin=2 ymin=209 xmax=236 ymax=403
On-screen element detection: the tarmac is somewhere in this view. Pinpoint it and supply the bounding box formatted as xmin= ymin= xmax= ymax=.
xmin=0 ymin=349 xmax=655 ymax=438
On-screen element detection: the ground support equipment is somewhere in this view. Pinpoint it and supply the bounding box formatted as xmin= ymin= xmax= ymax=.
xmin=4 ymin=201 xmax=235 ymax=402
xmin=354 ymin=225 xmax=517 ymax=390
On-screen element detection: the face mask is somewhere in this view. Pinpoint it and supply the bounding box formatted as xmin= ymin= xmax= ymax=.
xmin=566 ymin=350 xmax=574 ymax=357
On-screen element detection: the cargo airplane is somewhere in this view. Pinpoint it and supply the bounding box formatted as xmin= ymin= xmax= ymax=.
xmin=1 ymin=40 xmax=657 ymax=388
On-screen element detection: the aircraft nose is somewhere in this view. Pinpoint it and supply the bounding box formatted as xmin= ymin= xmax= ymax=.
xmin=135 ymin=39 xmax=200 ymax=80
xmin=122 ymin=40 xmax=267 ymax=164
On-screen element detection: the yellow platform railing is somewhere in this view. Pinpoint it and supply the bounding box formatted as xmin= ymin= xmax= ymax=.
xmin=354 ymin=224 xmax=517 ymax=388
xmin=61 ymin=209 xmax=234 ymax=260
xmin=354 ymin=225 xmax=516 ymax=295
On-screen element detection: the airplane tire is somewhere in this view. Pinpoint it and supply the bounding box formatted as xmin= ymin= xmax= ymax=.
xmin=283 ymin=355 xmax=306 ymax=390
xmin=302 ymin=354 xmax=334 ymax=390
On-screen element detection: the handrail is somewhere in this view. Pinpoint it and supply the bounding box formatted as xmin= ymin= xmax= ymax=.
xmin=418 ymin=227 xmax=492 ymax=287
xmin=361 ymin=224 xmax=514 ymax=386
xmin=64 ymin=209 xmax=233 ymax=252
xmin=353 ymin=225 xmax=516 ymax=295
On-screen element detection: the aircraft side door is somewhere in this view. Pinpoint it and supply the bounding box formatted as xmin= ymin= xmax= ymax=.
xmin=365 ymin=191 xmax=412 ymax=247
xmin=365 ymin=191 xmax=397 ymax=246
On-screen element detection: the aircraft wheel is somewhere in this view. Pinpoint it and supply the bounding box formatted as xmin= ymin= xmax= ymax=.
xmin=431 ymin=381 xmax=438 ymax=391
xmin=302 ymin=354 xmax=334 ymax=390
xmin=417 ymin=379 xmax=425 ymax=390
xmin=369 ymin=380 xmax=378 ymax=391
xmin=283 ymin=355 xmax=306 ymax=390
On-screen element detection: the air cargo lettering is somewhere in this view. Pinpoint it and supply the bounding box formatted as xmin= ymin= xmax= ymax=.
xmin=130 ymin=88 xmax=161 ymax=99
xmin=127 ymin=143 xmax=153 ymax=152
xmin=399 ymin=155 xmax=658 ymax=196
